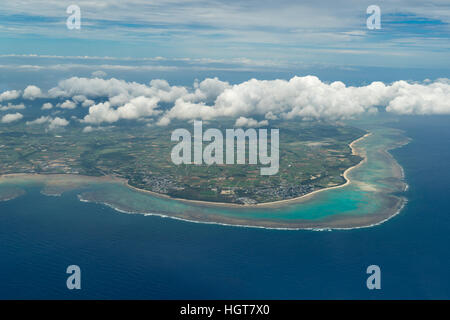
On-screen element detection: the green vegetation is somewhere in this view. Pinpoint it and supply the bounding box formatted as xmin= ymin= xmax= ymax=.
xmin=0 ymin=120 xmax=365 ymax=203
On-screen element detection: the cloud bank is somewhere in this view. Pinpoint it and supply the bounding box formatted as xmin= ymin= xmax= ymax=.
xmin=2 ymin=75 xmax=450 ymax=128
xmin=67 ymin=76 xmax=449 ymax=126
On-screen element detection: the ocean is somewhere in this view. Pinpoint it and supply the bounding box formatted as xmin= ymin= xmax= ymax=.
xmin=0 ymin=116 xmax=449 ymax=299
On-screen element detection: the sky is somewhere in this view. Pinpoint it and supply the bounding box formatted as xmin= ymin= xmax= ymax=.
xmin=1 ymin=0 xmax=449 ymax=73
xmin=0 ymin=1 xmax=449 ymax=129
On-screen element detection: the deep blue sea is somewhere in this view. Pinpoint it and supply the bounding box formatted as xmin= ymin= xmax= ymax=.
xmin=0 ymin=116 xmax=449 ymax=299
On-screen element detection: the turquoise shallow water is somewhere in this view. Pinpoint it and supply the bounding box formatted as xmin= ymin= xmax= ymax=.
xmin=0 ymin=125 xmax=407 ymax=228
xmin=0 ymin=116 xmax=449 ymax=299
xmin=84 ymin=127 xmax=408 ymax=227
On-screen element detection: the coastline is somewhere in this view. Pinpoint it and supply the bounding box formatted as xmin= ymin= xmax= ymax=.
xmin=124 ymin=132 xmax=373 ymax=209
xmin=0 ymin=132 xmax=372 ymax=209
xmin=77 ymin=190 xmax=406 ymax=231
xmin=0 ymin=129 xmax=410 ymax=230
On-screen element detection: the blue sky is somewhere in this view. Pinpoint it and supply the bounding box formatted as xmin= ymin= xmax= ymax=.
xmin=0 ymin=0 xmax=449 ymax=87
xmin=0 ymin=1 xmax=449 ymax=130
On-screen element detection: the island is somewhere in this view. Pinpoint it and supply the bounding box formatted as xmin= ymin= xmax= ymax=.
xmin=0 ymin=120 xmax=365 ymax=204
xmin=0 ymin=119 xmax=409 ymax=229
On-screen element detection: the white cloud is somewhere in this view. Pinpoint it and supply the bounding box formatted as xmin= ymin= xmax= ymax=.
xmin=235 ymin=117 xmax=268 ymax=128
xmin=59 ymin=100 xmax=77 ymax=109
xmin=83 ymin=96 xmax=160 ymax=124
xmin=48 ymin=77 xmax=188 ymax=105
xmin=41 ymin=102 xmax=53 ymax=110
xmin=26 ymin=115 xmax=69 ymax=130
xmin=82 ymin=102 xmax=118 ymax=124
xmin=265 ymin=111 xmax=278 ymax=120
xmin=1 ymin=113 xmax=23 ymax=123
xmin=82 ymin=99 xmax=95 ymax=107
xmin=26 ymin=116 xmax=51 ymax=125
xmin=82 ymin=125 xmax=113 ymax=133
xmin=0 ymin=103 xmax=25 ymax=111
xmin=10 ymin=76 xmax=450 ymax=127
xmin=72 ymin=95 xmax=87 ymax=103
xmin=23 ymin=85 xmax=42 ymax=100
xmin=162 ymin=99 xmax=217 ymax=122
xmin=184 ymin=78 xmax=231 ymax=103
xmin=116 ymin=96 xmax=160 ymax=120
xmin=82 ymin=126 xmax=94 ymax=133
xmin=91 ymin=70 xmax=107 ymax=78
xmin=0 ymin=90 xmax=21 ymax=102
xmin=156 ymin=76 xmax=450 ymax=124
xmin=0 ymin=63 xmax=177 ymax=72
xmin=385 ymin=80 xmax=450 ymax=115
xmin=156 ymin=116 xmax=171 ymax=126
xmin=109 ymin=93 xmax=130 ymax=107
xmin=48 ymin=117 xmax=69 ymax=130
